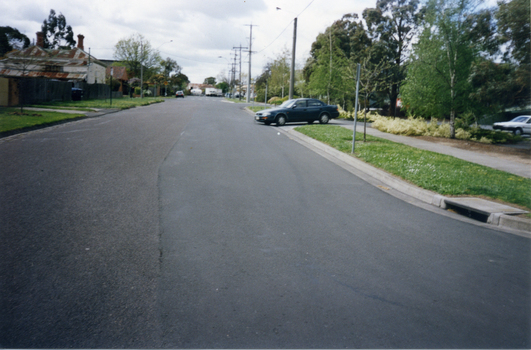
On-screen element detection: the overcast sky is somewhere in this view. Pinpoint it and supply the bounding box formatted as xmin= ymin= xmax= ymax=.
xmin=1 ymin=0 xmax=497 ymax=84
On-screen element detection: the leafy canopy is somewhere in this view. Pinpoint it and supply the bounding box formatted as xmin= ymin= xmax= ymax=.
xmin=41 ymin=9 xmax=76 ymax=49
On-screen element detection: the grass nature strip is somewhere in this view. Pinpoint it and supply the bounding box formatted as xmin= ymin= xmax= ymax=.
xmin=1 ymin=98 xmax=165 ymax=133
xmin=294 ymin=124 xmax=531 ymax=210
xmin=0 ymin=108 xmax=86 ymax=133
xmin=33 ymin=96 xmax=164 ymax=110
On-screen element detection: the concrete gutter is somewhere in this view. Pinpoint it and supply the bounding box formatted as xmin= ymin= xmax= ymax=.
xmin=277 ymin=125 xmax=531 ymax=237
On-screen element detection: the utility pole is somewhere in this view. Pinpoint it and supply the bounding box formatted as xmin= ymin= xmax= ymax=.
xmin=245 ymin=24 xmax=256 ymax=103
xmin=231 ymin=50 xmax=238 ymax=97
xmin=233 ymin=44 xmax=248 ymax=101
xmin=289 ymin=17 xmax=297 ymax=100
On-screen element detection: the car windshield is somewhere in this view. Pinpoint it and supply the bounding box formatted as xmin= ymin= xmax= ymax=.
xmin=511 ymin=116 xmax=529 ymax=122
xmin=279 ymin=100 xmax=296 ymax=108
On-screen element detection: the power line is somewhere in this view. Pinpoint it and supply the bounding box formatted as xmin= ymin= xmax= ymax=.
xmin=255 ymin=0 xmax=315 ymax=54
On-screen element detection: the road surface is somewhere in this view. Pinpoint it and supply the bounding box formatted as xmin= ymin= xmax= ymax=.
xmin=1 ymin=97 xmax=529 ymax=348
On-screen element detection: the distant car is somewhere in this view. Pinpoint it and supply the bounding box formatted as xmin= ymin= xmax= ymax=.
xmin=493 ymin=115 xmax=531 ymax=135
xmin=175 ymin=91 xmax=185 ymax=98
xmin=255 ymin=98 xmax=340 ymax=126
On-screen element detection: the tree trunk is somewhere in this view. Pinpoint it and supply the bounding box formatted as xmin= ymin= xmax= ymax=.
xmin=390 ymin=83 xmax=398 ymax=118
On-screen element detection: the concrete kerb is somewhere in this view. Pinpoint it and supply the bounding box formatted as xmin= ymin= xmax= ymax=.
xmin=266 ymin=120 xmax=531 ymax=235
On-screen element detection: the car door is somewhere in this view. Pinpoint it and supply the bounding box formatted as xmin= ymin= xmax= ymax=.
xmin=524 ymin=118 xmax=531 ymax=134
xmin=307 ymin=99 xmax=324 ymax=120
xmin=288 ymin=100 xmax=308 ymax=122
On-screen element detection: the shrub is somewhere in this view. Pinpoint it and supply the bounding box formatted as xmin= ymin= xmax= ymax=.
xmin=338 ymin=107 xmax=380 ymax=122
xmin=268 ymin=97 xmax=282 ymax=105
xmin=371 ymin=115 xmax=522 ymax=144
xmin=455 ymin=128 xmax=471 ymax=140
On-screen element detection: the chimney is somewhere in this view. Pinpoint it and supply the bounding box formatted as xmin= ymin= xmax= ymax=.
xmin=36 ymin=32 xmax=44 ymax=48
xmin=77 ymin=34 xmax=84 ymax=51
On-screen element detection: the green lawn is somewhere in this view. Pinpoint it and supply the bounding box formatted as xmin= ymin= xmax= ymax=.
xmin=0 ymin=97 xmax=165 ymax=133
xmin=0 ymin=108 xmax=86 ymax=133
xmin=32 ymin=96 xmax=164 ymax=110
xmin=295 ymin=125 xmax=531 ymax=210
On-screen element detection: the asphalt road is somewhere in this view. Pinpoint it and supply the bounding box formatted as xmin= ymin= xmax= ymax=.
xmin=1 ymin=97 xmax=530 ymax=348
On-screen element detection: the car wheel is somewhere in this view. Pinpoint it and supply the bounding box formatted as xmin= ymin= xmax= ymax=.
xmin=319 ymin=113 xmax=330 ymax=124
xmin=276 ymin=115 xmax=286 ymax=126
xmin=514 ymin=128 xmax=523 ymax=136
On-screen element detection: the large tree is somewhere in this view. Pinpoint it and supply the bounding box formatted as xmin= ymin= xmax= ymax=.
xmin=401 ymin=0 xmax=488 ymax=137
xmin=268 ymin=49 xmax=291 ymax=98
xmin=362 ymin=0 xmax=424 ymax=116
xmin=113 ymin=33 xmax=161 ymax=80
xmin=160 ymin=57 xmax=181 ymax=78
xmin=41 ymin=9 xmax=76 ymax=49
xmin=468 ymin=0 xmax=530 ymax=114
xmin=170 ymin=73 xmax=190 ymax=91
xmin=0 ymin=27 xmax=30 ymax=57
xmin=203 ymin=77 xmax=216 ymax=85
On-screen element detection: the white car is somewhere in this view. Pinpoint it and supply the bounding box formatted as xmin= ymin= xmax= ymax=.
xmin=493 ymin=115 xmax=531 ymax=136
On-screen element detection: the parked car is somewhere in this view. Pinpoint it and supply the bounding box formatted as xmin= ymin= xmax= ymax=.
xmin=175 ymin=91 xmax=185 ymax=98
xmin=255 ymin=98 xmax=340 ymax=126
xmin=493 ymin=115 xmax=531 ymax=135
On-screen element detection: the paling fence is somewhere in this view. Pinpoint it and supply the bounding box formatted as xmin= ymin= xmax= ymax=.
xmin=17 ymin=78 xmax=121 ymax=105
xmin=19 ymin=78 xmax=71 ymax=104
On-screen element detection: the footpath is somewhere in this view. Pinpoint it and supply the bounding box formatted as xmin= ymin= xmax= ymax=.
xmin=274 ymin=118 xmax=531 ymax=236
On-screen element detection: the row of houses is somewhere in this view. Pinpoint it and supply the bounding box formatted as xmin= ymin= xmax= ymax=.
xmin=0 ymin=32 xmax=129 ymax=106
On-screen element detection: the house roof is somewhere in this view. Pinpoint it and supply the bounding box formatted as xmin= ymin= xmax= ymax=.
xmin=0 ymin=45 xmax=105 ymax=80
xmin=0 ymin=68 xmax=87 ymax=80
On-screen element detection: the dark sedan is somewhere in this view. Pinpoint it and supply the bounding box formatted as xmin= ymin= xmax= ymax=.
xmin=255 ymin=98 xmax=340 ymax=126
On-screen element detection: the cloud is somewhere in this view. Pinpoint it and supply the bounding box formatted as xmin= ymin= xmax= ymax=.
xmin=0 ymin=0 xmax=413 ymax=83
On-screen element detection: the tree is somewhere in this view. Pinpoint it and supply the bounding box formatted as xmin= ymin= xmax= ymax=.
xmin=268 ymin=49 xmax=291 ymax=98
xmin=496 ymin=0 xmax=530 ymax=66
xmin=160 ymin=57 xmax=181 ymax=78
xmin=169 ymin=73 xmax=190 ymax=91
xmin=215 ymin=82 xmax=229 ymax=93
xmin=0 ymin=27 xmax=30 ymax=57
xmin=305 ymin=23 xmax=354 ymax=105
xmin=41 ymin=9 xmax=76 ymax=49
xmin=401 ymin=0 xmax=486 ymax=138
xmin=113 ymin=33 xmax=161 ymax=80
xmin=363 ymin=0 xmax=424 ymax=116
xmin=203 ymin=77 xmax=216 ymax=85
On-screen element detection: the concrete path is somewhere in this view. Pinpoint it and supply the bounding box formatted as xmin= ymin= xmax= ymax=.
xmin=333 ymin=120 xmax=531 ymax=179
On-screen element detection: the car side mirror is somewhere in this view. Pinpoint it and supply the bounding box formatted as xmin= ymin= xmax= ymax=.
xmin=291 ymin=105 xmax=297 ymax=109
